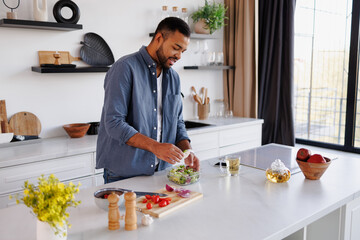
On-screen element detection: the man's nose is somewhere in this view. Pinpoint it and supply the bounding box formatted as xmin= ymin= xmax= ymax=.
xmin=175 ymin=51 xmax=181 ymax=60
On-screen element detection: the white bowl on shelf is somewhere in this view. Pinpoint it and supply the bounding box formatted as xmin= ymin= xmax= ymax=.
xmin=0 ymin=132 xmax=13 ymax=144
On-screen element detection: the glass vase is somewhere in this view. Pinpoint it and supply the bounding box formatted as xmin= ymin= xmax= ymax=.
xmin=36 ymin=220 xmax=67 ymax=240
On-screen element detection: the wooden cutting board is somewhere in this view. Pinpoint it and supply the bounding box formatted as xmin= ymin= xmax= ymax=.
xmin=9 ymin=112 xmax=41 ymax=136
xmin=136 ymin=188 xmax=203 ymax=218
xmin=0 ymin=100 xmax=11 ymax=133
xmin=38 ymin=51 xmax=81 ymax=65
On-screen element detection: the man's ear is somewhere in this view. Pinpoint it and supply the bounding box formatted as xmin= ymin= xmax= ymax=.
xmin=154 ymin=32 xmax=164 ymax=45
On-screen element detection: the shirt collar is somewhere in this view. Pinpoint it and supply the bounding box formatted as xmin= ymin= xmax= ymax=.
xmin=139 ymin=46 xmax=156 ymax=69
xmin=139 ymin=46 xmax=169 ymax=74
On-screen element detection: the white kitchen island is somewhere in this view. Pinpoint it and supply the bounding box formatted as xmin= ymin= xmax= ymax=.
xmin=0 ymin=144 xmax=359 ymax=240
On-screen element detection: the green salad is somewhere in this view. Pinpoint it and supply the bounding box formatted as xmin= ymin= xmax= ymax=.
xmin=167 ymin=165 xmax=200 ymax=185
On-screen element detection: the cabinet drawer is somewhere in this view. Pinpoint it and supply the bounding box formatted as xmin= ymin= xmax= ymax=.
xmin=0 ymin=153 xmax=93 ymax=195
xmin=95 ymin=173 xmax=104 ymax=186
xmin=189 ymin=131 xmax=219 ymax=152
xmin=195 ymin=148 xmax=219 ymax=161
xmin=219 ymin=140 xmax=261 ymax=156
xmin=219 ymin=125 xmax=261 ymax=147
xmin=0 ymin=175 xmax=94 ymax=209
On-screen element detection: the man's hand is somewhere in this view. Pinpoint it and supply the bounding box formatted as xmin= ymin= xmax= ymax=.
xmin=153 ymin=143 xmax=184 ymax=164
xmin=184 ymin=152 xmax=200 ymax=171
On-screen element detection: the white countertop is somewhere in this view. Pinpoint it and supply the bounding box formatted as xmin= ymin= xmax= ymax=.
xmin=0 ymin=144 xmax=359 ymax=240
xmin=0 ymin=117 xmax=263 ymax=168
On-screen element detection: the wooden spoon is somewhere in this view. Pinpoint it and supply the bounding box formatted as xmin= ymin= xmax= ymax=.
xmin=200 ymin=87 xmax=205 ymax=104
xmin=204 ymin=88 xmax=208 ymax=105
xmin=206 ymin=97 xmax=210 ymax=104
xmin=193 ymin=94 xmax=202 ymax=104
xmin=191 ymin=86 xmax=197 ymax=95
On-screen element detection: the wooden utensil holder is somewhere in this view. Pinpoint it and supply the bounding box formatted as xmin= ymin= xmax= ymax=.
xmin=198 ymin=103 xmax=210 ymax=120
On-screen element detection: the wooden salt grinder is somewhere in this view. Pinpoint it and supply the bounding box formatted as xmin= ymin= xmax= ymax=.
xmin=53 ymin=52 xmax=61 ymax=65
xmin=108 ymin=192 xmax=120 ymax=230
xmin=124 ymin=192 xmax=137 ymax=231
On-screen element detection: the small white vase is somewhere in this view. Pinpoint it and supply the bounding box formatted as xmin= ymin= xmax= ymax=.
xmin=36 ymin=220 xmax=67 ymax=240
xmin=194 ymin=19 xmax=211 ymax=34
xmin=33 ymin=0 xmax=48 ymax=21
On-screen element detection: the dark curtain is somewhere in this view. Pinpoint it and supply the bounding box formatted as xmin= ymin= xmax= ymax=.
xmin=258 ymin=0 xmax=296 ymax=146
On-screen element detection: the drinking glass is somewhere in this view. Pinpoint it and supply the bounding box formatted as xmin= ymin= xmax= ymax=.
xmin=219 ymin=155 xmax=241 ymax=176
xmin=216 ymin=52 xmax=224 ymax=65
xmin=206 ymin=52 xmax=216 ymax=66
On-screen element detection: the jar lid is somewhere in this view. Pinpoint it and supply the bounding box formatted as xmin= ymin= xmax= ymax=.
xmin=162 ymin=6 xmax=168 ymax=11
xmin=172 ymin=6 xmax=178 ymax=11
xmin=182 ymin=8 xmax=187 ymax=12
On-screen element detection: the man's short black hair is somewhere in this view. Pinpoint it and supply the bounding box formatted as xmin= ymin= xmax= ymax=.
xmin=154 ymin=17 xmax=191 ymax=40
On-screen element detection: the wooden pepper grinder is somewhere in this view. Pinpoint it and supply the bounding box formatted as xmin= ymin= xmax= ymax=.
xmin=108 ymin=192 xmax=120 ymax=230
xmin=124 ymin=192 xmax=137 ymax=231
xmin=53 ymin=52 xmax=61 ymax=65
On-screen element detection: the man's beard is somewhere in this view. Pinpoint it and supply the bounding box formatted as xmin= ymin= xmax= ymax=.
xmin=156 ymin=44 xmax=170 ymax=69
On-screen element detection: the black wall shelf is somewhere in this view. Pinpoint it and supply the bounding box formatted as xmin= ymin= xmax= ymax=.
xmin=0 ymin=19 xmax=82 ymax=31
xmin=184 ymin=65 xmax=234 ymax=70
xmin=31 ymin=66 xmax=109 ymax=73
xmin=149 ymin=32 xmax=221 ymax=39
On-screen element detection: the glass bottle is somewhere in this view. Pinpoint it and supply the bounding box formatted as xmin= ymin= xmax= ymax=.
xmin=171 ymin=6 xmax=180 ymax=18
xmin=161 ymin=6 xmax=170 ymax=20
xmin=181 ymin=8 xmax=189 ymax=24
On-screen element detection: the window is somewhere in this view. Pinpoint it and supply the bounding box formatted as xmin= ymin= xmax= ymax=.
xmin=294 ymin=0 xmax=360 ymax=152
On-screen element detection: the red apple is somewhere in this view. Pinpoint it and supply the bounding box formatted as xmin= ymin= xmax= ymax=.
xmin=307 ymin=154 xmax=326 ymax=163
xmin=297 ymin=148 xmax=312 ymax=161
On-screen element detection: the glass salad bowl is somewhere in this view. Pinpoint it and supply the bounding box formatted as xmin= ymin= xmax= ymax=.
xmin=167 ymin=164 xmax=200 ymax=186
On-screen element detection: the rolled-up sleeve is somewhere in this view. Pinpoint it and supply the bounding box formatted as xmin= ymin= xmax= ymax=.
xmin=102 ymin=61 xmax=138 ymax=145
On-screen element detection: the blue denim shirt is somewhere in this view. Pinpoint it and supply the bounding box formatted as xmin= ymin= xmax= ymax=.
xmin=96 ymin=46 xmax=189 ymax=178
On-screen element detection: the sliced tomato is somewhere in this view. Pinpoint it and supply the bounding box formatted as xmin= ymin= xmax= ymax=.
xmin=159 ymin=200 xmax=168 ymax=207
xmin=152 ymin=195 xmax=160 ymax=204
xmin=159 ymin=197 xmax=172 ymax=202
xmin=146 ymin=203 xmax=152 ymax=209
xmin=142 ymin=199 xmax=148 ymax=203
xmin=145 ymin=195 xmax=152 ymax=200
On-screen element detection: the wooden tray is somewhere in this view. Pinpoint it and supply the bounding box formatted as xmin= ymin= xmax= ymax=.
xmin=136 ymin=188 xmax=203 ymax=218
xmin=38 ymin=51 xmax=81 ymax=65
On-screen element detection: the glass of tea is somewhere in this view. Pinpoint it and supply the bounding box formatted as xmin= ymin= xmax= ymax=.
xmin=219 ymin=155 xmax=241 ymax=176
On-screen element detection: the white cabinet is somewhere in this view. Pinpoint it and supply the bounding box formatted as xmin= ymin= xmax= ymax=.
xmin=0 ymin=152 xmax=97 ymax=209
xmin=188 ymin=122 xmax=262 ymax=160
xmin=0 ymin=175 xmax=95 ymax=209
xmin=283 ymin=196 xmax=360 ymax=240
xmin=0 ymin=153 xmax=94 ymax=195
xmin=341 ymin=197 xmax=360 ymax=240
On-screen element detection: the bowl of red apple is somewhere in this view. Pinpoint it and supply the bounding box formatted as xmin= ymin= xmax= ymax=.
xmin=296 ymin=148 xmax=331 ymax=180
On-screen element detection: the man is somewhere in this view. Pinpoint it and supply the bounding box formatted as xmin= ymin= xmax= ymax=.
xmin=96 ymin=17 xmax=200 ymax=184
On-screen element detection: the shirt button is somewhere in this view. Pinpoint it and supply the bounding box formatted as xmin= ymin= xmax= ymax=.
xmin=154 ymin=108 xmax=156 ymax=111
xmin=151 ymin=164 xmax=154 ymax=167
xmin=154 ymin=127 xmax=157 ymax=130
xmin=152 ymin=72 xmax=155 ymax=75
xmin=153 ymin=63 xmax=155 ymax=66
xmin=153 ymin=90 xmax=156 ymax=93
xmin=148 ymin=65 xmax=151 ymax=68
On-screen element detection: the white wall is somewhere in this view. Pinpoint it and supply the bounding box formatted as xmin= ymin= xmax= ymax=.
xmin=0 ymin=0 xmax=224 ymax=138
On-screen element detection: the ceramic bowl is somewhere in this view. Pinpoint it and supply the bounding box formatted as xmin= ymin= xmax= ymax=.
xmin=0 ymin=132 xmax=14 ymax=144
xmin=93 ymin=188 xmax=125 ymax=211
xmin=296 ymin=158 xmax=331 ymax=180
xmin=63 ymin=123 xmax=90 ymax=138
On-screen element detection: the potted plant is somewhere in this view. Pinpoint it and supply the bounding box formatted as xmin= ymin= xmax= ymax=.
xmin=191 ymin=0 xmax=228 ymax=34
xmin=11 ymin=174 xmax=81 ymax=240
